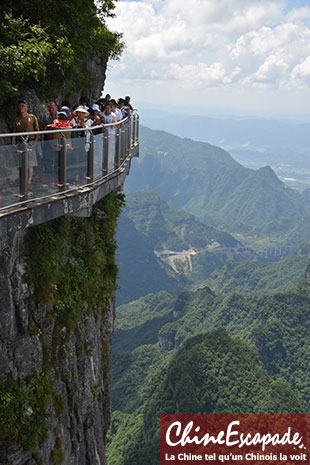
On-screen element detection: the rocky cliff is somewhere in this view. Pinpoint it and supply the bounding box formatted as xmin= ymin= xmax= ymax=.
xmin=0 ymin=4 xmax=126 ymax=461
xmin=0 ymin=52 xmax=108 ymax=138
xmin=0 ymin=192 xmax=124 ymax=465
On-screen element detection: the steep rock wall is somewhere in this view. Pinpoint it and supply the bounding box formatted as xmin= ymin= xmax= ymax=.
xmin=0 ymin=53 xmax=107 ymax=138
xmin=0 ymin=192 xmax=124 ymax=465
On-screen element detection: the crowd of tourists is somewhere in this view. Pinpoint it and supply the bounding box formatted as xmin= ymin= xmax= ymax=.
xmin=13 ymin=94 xmax=135 ymax=134
xmin=11 ymin=94 xmax=136 ymax=189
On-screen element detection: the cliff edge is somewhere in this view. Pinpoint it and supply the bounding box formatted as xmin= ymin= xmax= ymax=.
xmin=0 ymin=192 xmax=124 ymax=464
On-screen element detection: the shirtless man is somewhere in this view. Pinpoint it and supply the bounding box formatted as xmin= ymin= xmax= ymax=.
xmin=12 ymin=100 xmax=39 ymax=189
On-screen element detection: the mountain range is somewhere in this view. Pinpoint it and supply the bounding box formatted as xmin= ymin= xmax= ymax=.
xmin=125 ymin=126 xmax=310 ymax=242
xmin=139 ymin=108 xmax=310 ymax=191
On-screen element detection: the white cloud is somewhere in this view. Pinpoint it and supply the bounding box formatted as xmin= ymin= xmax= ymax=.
xmin=286 ymin=6 xmax=310 ymax=21
xmin=291 ymin=56 xmax=310 ymax=81
xmin=255 ymin=55 xmax=289 ymax=80
xmin=104 ymin=0 xmax=310 ymax=113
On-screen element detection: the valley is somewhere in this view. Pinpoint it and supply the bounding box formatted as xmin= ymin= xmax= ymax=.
xmin=108 ymin=125 xmax=310 ymax=464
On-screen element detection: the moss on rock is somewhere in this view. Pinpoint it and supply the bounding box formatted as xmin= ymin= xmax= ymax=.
xmin=0 ymin=192 xmax=125 ymax=455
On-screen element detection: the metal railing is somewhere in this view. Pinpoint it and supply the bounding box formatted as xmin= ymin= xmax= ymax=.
xmin=0 ymin=113 xmax=139 ymax=211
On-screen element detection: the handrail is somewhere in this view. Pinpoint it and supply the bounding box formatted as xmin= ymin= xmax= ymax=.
xmin=0 ymin=115 xmax=131 ymax=138
xmin=0 ymin=113 xmax=140 ymax=212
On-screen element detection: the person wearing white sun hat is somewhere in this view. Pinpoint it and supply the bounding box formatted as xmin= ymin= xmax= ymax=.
xmin=69 ymin=106 xmax=92 ymax=185
xmin=71 ymin=106 xmax=92 ymax=133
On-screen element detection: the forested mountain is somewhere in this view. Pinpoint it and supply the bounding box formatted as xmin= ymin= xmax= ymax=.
xmin=125 ymin=126 xmax=310 ymax=242
xmin=113 ymin=273 xmax=310 ymax=406
xmin=108 ymin=330 xmax=304 ymax=465
xmin=116 ymin=191 xmax=246 ymax=304
xmin=108 ymin=269 xmax=310 ymax=463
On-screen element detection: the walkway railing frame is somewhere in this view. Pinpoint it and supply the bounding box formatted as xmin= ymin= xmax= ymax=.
xmin=0 ymin=113 xmax=139 ymax=212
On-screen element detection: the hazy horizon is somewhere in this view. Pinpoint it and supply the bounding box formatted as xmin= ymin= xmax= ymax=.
xmin=132 ymin=101 xmax=310 ymax=123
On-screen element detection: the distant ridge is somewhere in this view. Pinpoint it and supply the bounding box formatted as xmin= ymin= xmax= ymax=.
xmin=125 ymin=126 xmax=310 ymax=242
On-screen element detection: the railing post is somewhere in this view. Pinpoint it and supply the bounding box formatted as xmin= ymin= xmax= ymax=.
xmin=123 ymin=120 xmax=127 ymax=158
xmin=132 ymin=116 xmax=136 ymax=148
xmin=59 ymin=133 xmax=67 ymax=191
xmin=125 ymin=119 xmax=129 ymax=157
xmin=103 ymin=129 xmax=109 ymax=175
xmin=87 ymin=131 xmax=94 ymax=183
xmin=19 ymin=140 xmax=28 ymax=200
xmin=127 ymin=117 xmax=131 ymax=155
xmin=136 ymin=114 xmax=139 ymax=145
xmin=120 ymin=126 xmax=124 ymax=164
xmin=124 ymin=120 xmax=128 ymax=158
xmin=115 ymin=125 xmax=120 ymax=169
xmin=118 ymin=128 xmax=121 ymax=166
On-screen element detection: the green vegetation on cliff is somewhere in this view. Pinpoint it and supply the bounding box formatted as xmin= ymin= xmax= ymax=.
xmin=0 ymin=0 xmax=123 ymax=122
xmin=0 ymin=192 xmax=124 ymax=455
xmin=0 ymin=370 xmax=53 ymax=451
xmin=27 ymin=192 xmax=124 ymax=351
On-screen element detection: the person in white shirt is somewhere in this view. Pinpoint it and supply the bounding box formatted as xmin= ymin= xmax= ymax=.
xmin=101 ymin=103 xmax=117 ymax=173
xmin=111 ymin=100 xmax=123 ymax=122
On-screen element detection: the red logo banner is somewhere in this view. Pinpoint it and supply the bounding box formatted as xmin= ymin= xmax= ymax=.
xmin=160 ymin=414 xmax=310 ymax=465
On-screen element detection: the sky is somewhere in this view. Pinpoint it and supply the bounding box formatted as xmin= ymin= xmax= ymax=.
xmin=104 ymin=0 xmax=310 ymax=117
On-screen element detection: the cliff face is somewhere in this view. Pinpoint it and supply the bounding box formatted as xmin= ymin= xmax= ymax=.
xmin=0 ymin=53 xmax=108 ymax=137
xmin=0 ymin=192 xmax=124 ymax=465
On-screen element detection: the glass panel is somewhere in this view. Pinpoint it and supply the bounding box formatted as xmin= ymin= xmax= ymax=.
xmin=106 ymin=128 xmax=116 ymax=174
xmin=102 ymin=132 xmax=109 ymax=175
xmin=66 ymin=133 xmax=89 ymax=189
xmin=119 ymin=127 xmax=125 ymax=164
xmin=0 ymin=142 xmax=20 ymax=209
xmin=93 ymin=132 xmax=104 ymax=180
xmin=133 ymin=115 xmax=138 ymax=143
xmin=114 ymin=128 xmax=120 ymax=169
xmin=30 ymin=137 xmax=61 ymax=199
xmin=131 ymin=117 xmax=135 ymax=146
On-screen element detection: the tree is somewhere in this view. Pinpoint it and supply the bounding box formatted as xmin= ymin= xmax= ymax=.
xmin=0 ymin=0 xmax=124 ymax=122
